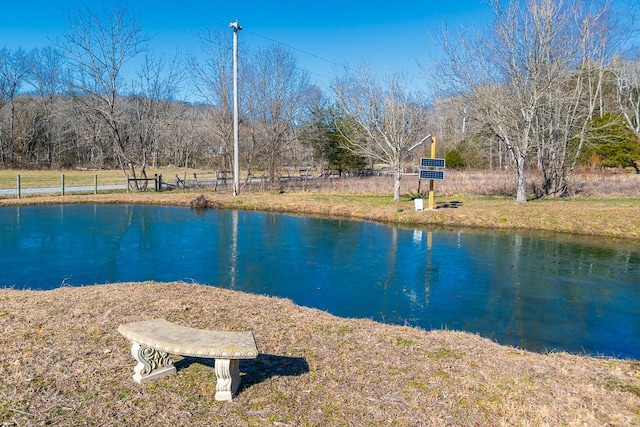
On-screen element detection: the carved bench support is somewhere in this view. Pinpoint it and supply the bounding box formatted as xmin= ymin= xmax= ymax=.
xmin=131 ymin=342 xmax=176 ymax=384
xmin=214 ymin=358 xmax=241 ymax=401
xmin=118 ymin=319 xmax=258 ymax=401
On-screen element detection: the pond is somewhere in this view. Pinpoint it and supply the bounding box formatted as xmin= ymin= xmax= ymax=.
xmin=2 ymin=204 xmax=639 ymax=359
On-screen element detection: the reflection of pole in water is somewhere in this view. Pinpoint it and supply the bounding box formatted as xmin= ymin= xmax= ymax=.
xmin=511 ymin=233 xmax=525 ymax=346
xmin=382 ymin=226 xmax=399 ymax=289
xmin=230 ymin=210 xmax=238 ymax=288
xmin=512 ymin=234 xmax=523 ymax=275
xmin=425 ymin=231 xmax=432 ymax=305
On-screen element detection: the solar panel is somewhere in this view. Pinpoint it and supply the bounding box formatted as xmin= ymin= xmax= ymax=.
xmin=420 ymin=158 xmax=446 ymax=168
xmin=419 ymin=170 xmax=445 ymax=180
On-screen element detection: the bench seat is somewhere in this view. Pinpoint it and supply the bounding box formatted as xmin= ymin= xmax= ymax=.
xmin=118 ymin=319 xmax=258 ymax=401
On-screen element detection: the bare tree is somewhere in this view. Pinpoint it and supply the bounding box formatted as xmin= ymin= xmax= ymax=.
xmin=60 ymin=5 xmax=148 ymax=182
xmin=613 ymin=57 xmax=640 ymax=137
xmin=188 ymin=28 xmax=235 ymax=171
xmin=28 ymin=47 xmax=68 ymax=166
xmin=430 ymin=0 xmax=616 ymax=201
xmin=429 ymin=96 xmax=505 ymax=169
xmin=534 ymin=2 xmax=616 ymax=196
xmin=244 ymin=44 xmax=313 ymax=186
xmin=0 ymin=47 xmax=32 ymax=165
xmin=166 ymin=103 xmax=206 ymax=168
xmin=129 ymin=52 xmax=184 ymax=179
xmin=332 ymin=68 xmax=431 ymax=201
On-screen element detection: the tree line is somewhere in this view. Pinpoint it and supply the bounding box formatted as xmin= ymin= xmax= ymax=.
xmin=0 ymin=1 xmax=638 ymax=201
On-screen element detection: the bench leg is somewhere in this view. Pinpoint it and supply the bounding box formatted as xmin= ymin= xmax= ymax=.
xmin=130 ymin=342 xmax=176 ymax=384
xmin=214 ymin=358 xmax=240 ymax=401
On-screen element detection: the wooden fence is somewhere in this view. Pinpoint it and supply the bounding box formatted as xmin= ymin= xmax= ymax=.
xmin=1 ymin=169 xmax=389 ymax=199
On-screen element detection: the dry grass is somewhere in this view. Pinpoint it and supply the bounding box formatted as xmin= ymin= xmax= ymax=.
xmin=436 ymin=169 xmax=640 ymax=199
xmin=1 ymin=283 xmax=639 ymax=426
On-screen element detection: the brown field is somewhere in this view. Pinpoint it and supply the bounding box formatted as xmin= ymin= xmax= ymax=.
xmin=1 ymin=169 xmax=639 ymax=426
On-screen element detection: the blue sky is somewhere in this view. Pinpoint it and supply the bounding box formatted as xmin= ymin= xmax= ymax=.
xmin=1 ymin=0 xmax=489 ymax=94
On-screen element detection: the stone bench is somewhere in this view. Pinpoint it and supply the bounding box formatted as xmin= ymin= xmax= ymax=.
xmin=118 ymin=318 xmax=259 ymax=401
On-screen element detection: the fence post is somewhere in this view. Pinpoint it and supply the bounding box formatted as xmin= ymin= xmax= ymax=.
xmin=94 ymin=174 xmax=98 ymax=194
xmin=61 ymin=174 xmax=65 ymax=196
xmin=126 ymin=175 xmax=130 ymax=193
xmin=16 ymin=174 xmax=21 ymax=199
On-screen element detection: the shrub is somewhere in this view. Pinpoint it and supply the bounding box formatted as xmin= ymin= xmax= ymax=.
xmin=445 ymin=149 xmax=465 ymax=169
xmin=581 ymin=113 xmax=640 ymax=173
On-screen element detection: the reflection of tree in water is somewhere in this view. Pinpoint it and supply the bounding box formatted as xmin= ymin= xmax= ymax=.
xmin=103 ymin=205 xmax=142 ymax=282
xmin=470 ymin=231 xmax=640 ymax=354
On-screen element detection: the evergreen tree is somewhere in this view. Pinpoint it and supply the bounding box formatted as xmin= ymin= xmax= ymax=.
xmin=299 ymin=106 xmax=365 ymax=175
xmin=582 ymin=113 xmax=640 ymax=173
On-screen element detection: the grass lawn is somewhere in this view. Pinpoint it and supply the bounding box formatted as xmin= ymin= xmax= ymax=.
xmin=0 ymin=168 xmax=129 ymax=187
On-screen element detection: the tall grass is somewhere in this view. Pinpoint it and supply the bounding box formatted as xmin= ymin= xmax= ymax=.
xmin=278 ymin=169 xmax=639 ymax=199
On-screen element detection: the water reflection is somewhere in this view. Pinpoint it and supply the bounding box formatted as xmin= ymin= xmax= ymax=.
xmin=1 ymin=204 xmax=638 ymax=359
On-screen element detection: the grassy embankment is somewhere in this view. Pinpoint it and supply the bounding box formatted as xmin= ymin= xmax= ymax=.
xmin=1 ymin=169 xmax=639 ymax=426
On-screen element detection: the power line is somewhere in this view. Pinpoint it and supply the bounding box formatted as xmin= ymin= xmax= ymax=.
xmin=131 ymin=0 xmax=349 ymax=83
xmin=169 ymin=0 xmax=347 ymax=70
xmin=241 ymin=28 xmax=347 ymax=70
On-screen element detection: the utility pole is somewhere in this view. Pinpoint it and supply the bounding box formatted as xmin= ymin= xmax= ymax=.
xmin=428 ymin=136 xmax=436 ymax=210
xmin=229 ymin=19 xmax=241 ymax=196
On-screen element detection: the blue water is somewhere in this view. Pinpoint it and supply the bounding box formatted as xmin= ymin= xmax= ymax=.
xmin=2 ymin=204 xmax=639 ymax=359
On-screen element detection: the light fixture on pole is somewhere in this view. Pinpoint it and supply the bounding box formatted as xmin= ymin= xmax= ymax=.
xmin=408 ymin=133 xmax=432 ymax=153
xmin=229 ymin=19 xmax=241 ymax=196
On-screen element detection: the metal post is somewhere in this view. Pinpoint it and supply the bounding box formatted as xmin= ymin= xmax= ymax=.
xmin=428 ymin=137 xmax=436 ymax=210
xmin=94 ymin=174 xmax=98 ymax=194
xmin=61 ymin=174 xmax=65 ymax=196
xmin=229 ymin=19 xmax=242 ymax=197
xmin=16 ymin=174 xmax=21 ymax=200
